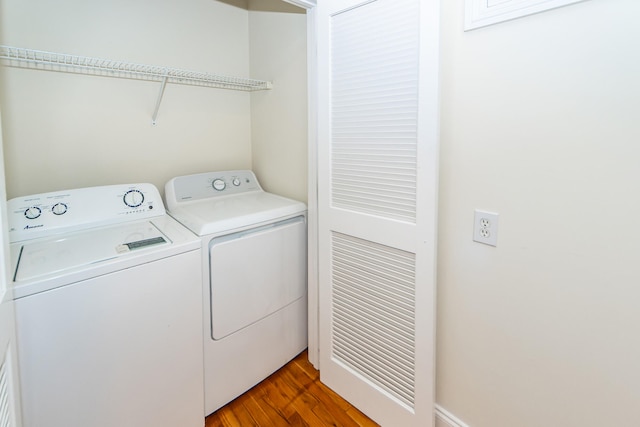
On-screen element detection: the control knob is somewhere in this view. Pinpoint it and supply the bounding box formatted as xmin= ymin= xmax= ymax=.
xmin=232 ymin=178 xmax=241 ymax=186
xmin=123 ymin=190 xmax=144 ymax=208
xmin=24 ymin=206 xmax=42 ymax=220
xmin=212 ymin=179 xmax=226 ymax=191
xmin=52 ymin=203 xmax=68 ymax=215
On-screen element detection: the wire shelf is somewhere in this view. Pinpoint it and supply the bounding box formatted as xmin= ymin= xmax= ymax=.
xmin=0 ymin=45 xmax=273 ymax=124
xmin=0 ymin=45 xmax=273 ymax=91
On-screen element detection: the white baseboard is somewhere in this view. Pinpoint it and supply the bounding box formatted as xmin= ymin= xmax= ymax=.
xmin=435 ymin=404 xmax=470 ymax=427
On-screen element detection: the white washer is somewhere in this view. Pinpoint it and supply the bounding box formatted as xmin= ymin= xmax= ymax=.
xmin=165 ymin=170 xmax=307 ymax=415
xmin=8 ymin=184 xmax=204 ymax=427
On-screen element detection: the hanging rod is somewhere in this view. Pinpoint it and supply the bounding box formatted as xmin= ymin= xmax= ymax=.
xmin=0 ymin=45 xmax=273 ymax=91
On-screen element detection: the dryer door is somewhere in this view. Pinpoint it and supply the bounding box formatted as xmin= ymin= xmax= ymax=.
xmin=209 ymin=215 xmax=307 ymax=340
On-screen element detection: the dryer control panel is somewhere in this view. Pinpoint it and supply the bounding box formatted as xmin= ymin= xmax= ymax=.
xmin=8 ymin=183 xmax=166 ymax=243
xmin=165 ymin=170 xmax=262 ymax=210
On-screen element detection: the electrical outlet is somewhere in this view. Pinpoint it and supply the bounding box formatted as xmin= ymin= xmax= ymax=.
xmin=473 ymin=210 xmax=499 ymax=246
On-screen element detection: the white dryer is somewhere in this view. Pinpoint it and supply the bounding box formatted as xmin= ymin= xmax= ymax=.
xmin=165 ymin=170 xmax=307 ymax=415
xmin=8 ymin=184 xmax=204 ymax=427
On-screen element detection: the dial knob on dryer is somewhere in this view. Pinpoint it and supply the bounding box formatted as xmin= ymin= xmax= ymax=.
xmin=52 ymin=203 xmax=68 ymax=215
xmin=24 ymin=206 xmax=42 ymax=219
xmin=212 ymin=179 xmax=226 ymax=191
xmin=123 ymin=190 xmax=144 ymax=207
xmin=232 ymin=178 xmax=241 ymax=186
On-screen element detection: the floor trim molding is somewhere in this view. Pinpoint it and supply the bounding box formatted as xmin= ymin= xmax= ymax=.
xmin=436 ymin=404 xmax=470 ymax=427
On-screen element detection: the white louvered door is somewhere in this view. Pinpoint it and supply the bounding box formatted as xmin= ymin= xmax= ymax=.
xmin=317 ymin=0 xmax=440 ymax=425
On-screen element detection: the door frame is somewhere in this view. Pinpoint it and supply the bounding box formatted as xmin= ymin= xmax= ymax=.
xmin=282 ymin=0 xmax=321 ymax=368
xmin=304 ymin=4 xmax=320 ymax=369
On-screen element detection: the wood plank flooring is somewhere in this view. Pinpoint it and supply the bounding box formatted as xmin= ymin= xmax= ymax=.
xmin=205 ymin=350 xmax=379 ymax=427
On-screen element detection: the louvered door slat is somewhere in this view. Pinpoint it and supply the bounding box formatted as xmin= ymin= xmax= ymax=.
xmin=330 ymin=231 xmax=416 ymax=407
xmin=0 ymin=351 xmax=14 ymax=427
xmin=330 ymin=0 xmax=419 ymax=224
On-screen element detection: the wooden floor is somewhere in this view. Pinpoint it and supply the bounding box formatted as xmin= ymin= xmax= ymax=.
xmin=205 ymin=350 xmax=379 ymax=427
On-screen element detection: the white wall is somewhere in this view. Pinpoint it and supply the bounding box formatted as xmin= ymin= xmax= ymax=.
xmin=249 ymin=3 xmax=308 ymax=203
xmin=0 ymin=0 xmax=253 ymax=199
xmin=437 ymin=1 xmax=640 ymax=426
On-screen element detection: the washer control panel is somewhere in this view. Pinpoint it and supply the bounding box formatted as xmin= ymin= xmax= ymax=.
xmin=165 ymin=170 xmax=262 ymax=210
xmin=8 ymin=183 xmax=166 ymax=243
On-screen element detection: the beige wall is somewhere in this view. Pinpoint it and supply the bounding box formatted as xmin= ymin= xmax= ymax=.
xmin=0 ymin=0 xmax=255 ymax=199
xmin=0 ymin=0 xmax=307 ymax=202
xmin=249 ymin=7 xmax=308 ymax=203
xmin=437 ymin=0 xmax=640 ymax=426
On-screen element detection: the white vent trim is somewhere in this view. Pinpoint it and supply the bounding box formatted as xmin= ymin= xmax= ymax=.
xmin=464 ymin=0 xmax=588 ymax=31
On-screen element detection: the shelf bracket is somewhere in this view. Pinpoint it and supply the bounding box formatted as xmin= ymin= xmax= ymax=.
xmin=151 ymin=73 xmax=169 ymax=125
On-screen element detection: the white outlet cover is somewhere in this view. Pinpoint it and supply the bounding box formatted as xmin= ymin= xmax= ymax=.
xmin=473 ymin=210 xmax=499 ymax=246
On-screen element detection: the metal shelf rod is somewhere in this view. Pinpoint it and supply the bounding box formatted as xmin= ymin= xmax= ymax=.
xmin=0 ymin=45 xmax=273 ymax=123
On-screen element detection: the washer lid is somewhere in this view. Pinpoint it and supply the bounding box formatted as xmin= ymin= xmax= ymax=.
xmin=14 ymin=221 xmax=169 ymax=283
xmin=167 ymin=191 xmax=307 ymax=236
